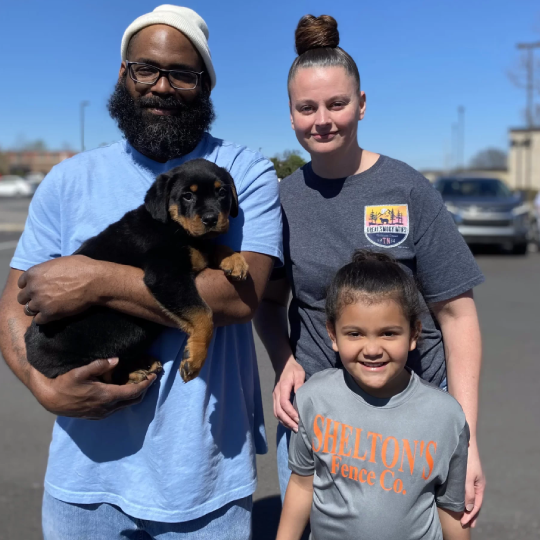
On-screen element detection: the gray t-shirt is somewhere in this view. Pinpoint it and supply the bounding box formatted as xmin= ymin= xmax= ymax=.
xmin=278 ymin=157 xmax=485 ymax=385
xmin=289 ymin=369 xmax=469 ymax=540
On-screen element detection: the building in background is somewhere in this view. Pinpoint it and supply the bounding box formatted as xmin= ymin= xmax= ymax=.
xmin=508 ymin=128 xmax=540 ymax=191
xmin=0 ymin=150 xmax=76 ymax=177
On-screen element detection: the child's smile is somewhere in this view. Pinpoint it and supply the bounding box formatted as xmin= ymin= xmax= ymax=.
xmin=327 ymin=298 xmax=420 ymax=399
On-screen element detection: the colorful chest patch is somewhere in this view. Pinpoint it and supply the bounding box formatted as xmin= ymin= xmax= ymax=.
xmin=364 ymin=205 xmax=409 ymax=248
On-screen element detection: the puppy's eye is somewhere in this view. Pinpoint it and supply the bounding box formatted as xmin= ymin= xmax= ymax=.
xmin=182 ymin=193 xmax=194 ymax=201
xmin=218 ymin=187 xmax=227 ymax=197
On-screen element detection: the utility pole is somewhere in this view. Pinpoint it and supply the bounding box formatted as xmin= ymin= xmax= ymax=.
xmin=458 ymin=106 xmax=465 ymax=169
xmin=451 ymin=122 xmax=458 ymax=172
xmin=80 ymin=101 xmax=90 ymax=152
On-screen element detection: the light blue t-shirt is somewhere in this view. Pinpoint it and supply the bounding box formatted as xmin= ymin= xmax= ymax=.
xmin=11 ymin=134 xmax=283 ymax=523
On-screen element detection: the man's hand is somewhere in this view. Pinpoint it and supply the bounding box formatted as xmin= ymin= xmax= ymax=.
xmin=461 ymin=441 xmax=485 ymax=527
xmin=17 ymin=255 xmax=103 ymax=324
xmin=28 ymin=358 xmax=156 ymax=420
xmin=273 ymin=357 xmax=306 ymax=432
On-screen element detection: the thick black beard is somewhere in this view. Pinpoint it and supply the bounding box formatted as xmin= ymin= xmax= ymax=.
xmin=107 ymin=77 xmax=215 ymax=162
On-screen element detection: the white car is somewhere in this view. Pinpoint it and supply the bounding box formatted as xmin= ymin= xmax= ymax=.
xmin=0 ymin=176 xmax=33 ymax=197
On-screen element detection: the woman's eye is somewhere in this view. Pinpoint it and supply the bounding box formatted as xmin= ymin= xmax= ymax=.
xmin=182 ymin=193 xmax=194 ymax=201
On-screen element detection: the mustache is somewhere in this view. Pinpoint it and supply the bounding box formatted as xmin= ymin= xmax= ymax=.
xmin=138 ymin=96 xmax=183 ymax=110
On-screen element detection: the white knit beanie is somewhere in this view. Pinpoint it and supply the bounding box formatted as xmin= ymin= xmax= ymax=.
xmin=121 ymin=5 xmax=216 ymax=89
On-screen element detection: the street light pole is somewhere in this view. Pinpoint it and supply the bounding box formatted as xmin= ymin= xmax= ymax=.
xmin=80 ymin=101 xmax=90 ymax=152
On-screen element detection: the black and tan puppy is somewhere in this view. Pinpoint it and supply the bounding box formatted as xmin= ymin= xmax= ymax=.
xmin=24 ymin=158 xmax=248 ymax=384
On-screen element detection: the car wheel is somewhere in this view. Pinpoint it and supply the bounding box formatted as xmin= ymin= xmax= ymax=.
xmin=511 ymin=242 xmax=528 ymax=255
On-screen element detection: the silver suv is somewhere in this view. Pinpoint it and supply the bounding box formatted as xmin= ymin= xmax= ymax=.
xmin=434 ymin=177 xmax=530 ymax=255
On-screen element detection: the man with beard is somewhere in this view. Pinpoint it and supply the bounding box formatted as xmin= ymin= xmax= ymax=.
xmin=0 ymin=6 xmax=282 ymax=539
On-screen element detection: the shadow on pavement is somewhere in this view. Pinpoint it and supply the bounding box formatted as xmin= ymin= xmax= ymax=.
xmin=252 ymin=496 xmax=310 ymax=540
xmin=253 ymin=496 xmax=281 ymax=540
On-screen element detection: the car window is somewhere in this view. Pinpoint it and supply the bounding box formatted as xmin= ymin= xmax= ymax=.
xmin=437 ymin=179 xmax=511 ymax=198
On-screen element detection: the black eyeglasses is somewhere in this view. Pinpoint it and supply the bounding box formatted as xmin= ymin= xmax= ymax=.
xmin=126 ymin=61 xmax=204 ymax=90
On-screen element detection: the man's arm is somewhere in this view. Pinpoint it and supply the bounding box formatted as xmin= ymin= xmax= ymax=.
xmin=431 ymin=290 xmax=485 ymax=528
xmin=16 ymin=251 xmax=273 ymax=328
xmin=0 ymin=269 xmax=155 ymax=419
xmin=253 ymin=277 xmax=306 ymax=431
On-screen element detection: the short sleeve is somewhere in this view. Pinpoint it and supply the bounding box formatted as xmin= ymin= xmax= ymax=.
xmin=225 ymin=156 xmax=283 ymax=264
xmin=288 ymin=400 xmax=315 ymax=476
xmin=435 ymin=422 xmax=470 ymax=511
xmin=412 ymin=184 xmax=484 ymax=303
xmin=11 ymin=169 xmax=62 ymax=271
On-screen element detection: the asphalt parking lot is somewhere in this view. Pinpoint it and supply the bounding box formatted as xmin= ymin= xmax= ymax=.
xmin=0 ymin=197 xmax=539 ymax=539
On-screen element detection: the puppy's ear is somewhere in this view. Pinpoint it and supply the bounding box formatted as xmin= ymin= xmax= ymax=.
xmin=218 ymin=167 xmax=239 ymax=218
xmin=229 ymin=180 xmax=239 ymax=218
xmin=145 ymin=172 xmax=173 ymax=223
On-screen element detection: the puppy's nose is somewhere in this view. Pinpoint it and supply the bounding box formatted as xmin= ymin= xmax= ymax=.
xmin=201 ymin=213 xmax=218 ymax=227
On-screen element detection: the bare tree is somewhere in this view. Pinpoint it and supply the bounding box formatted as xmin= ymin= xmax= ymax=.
xmin=22 ymin=139 xmax=48 ymax=151
xmin=508 ymin=38 xmax=540 ymax=126
xmin=469 ymin=148 xmax=508 ymax=169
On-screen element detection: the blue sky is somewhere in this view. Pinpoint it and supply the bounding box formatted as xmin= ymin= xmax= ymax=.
xmin=1 ymin=0 xmax=539 ymax=170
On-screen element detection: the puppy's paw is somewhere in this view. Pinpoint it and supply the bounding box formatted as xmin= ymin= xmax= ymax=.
xmin=179 ymin=344 xmax=206 ymax=382
xmin=219 ymin=253 xmax=249 ymax=281
xmin=126 ymin=360 xmax=162 ymax=384
xmin=127 ymin=370 xmax=150 ymax=384
xmin=179 ymin=359 xmax=198 ymax=382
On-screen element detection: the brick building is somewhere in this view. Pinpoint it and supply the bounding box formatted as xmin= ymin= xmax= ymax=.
xmin=2 ymin=150 xmax=77 ymax=175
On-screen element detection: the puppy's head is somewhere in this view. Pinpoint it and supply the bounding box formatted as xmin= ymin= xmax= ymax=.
xmin=144 ymin=158 xmax=239 ymax=237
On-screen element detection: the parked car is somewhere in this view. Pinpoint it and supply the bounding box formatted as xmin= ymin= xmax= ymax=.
xmin=532 ymin=192 xmax=540 ymax=249
xmin=25 ymin=172 xmax=45 ymax=184
xmin=434 ymin=176 xmax=531 ymax=255
xmin=0 ymin=175 xmax=34 ymax=198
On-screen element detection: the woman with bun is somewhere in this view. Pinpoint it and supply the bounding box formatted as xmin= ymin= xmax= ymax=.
xmin=254 ymin=14 xmax=485 ymax=529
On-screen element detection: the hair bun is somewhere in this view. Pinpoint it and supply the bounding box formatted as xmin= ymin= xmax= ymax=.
xmin=351 ymin=249 xmax=397 ymax=266
xmin=295 ymin=14 xmax=340 ymax=55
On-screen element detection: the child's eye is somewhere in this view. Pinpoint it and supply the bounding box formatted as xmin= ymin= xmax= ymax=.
xmin=347 ymin=331 xmax=361 ymax=338
xmin=382 ymin=331 xmax=397 ymax=337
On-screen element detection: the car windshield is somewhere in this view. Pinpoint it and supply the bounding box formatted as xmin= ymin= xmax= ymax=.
xmin=437 ymin=178 xmax=512 ymax=198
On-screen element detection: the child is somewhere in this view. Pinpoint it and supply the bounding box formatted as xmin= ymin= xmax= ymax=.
xmin=276 ymin=251 xmax=470 ymax=540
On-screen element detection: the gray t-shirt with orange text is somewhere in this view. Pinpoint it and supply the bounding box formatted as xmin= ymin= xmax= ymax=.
xmin=289 ymin=369 xmax=469 ymax=540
